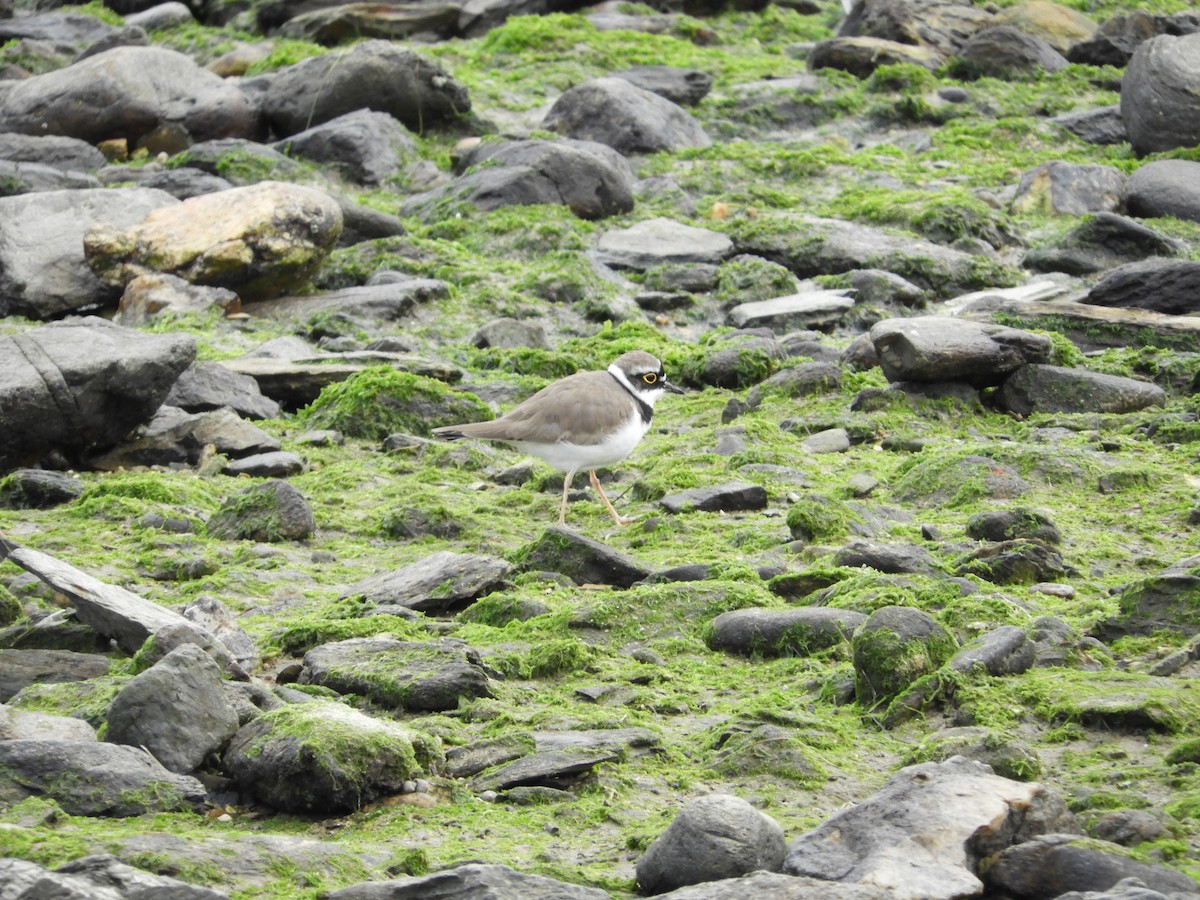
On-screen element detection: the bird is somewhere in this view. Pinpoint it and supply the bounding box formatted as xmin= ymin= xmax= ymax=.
xmin=432 ymin=350 xmax=684 ymax=527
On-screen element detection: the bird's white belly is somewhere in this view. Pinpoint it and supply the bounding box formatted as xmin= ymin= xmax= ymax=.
xmin=510 ymin=415 xmax=649 ymax=472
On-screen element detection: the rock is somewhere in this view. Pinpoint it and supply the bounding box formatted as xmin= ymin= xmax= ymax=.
xmin=809 ymin=36 xmax=942 ymax=77
xmin=0 ymin=133 xmax=107 ymax=171
xmin=985 ymin=833 xmax=1200 ymax=898
xmin=997 ymin=365 xmax=1166 ymax=416
xmin=84 ymin=181 xmax=344 ymax=302
xmin=273 ymin=1 xmax=459 ymax=45
xmin=1090 ymin=811 xmax=1167 ymax=847
xmin=659 ymin=481 xmax=768 ymax=514
xmin=595 ymin=217 xmax=733 ymax=270
xmin=0 ymin=188 xmax=178 ymax=319
xmin=852 ymin=606 xmax=958 ymax=707
xmin=840 ymin=0 xmax=996 ymax=58
xmin=99 ymin=164 xmax=235 ymax=199
xmin=0 ymin=318 xmax=195 ymax=469
xmin=0 ymin=740 xmax=207 ymax=816
xmin=0 ymin=46 xmax=259 ymax=147
xmin=114 ymin=272 xmax=241 ymax=326
xmin=469 ymin=746 xmax=620 ymax=792
xmin=87 ymin=406 xmax=281 ymax=469
xmin=0 ymin=854 xmax=229 ymax=899
xmin=992 ymin=0 xmax=1097 ymax=53
xmin=694 ymin=331 xmax=786 ymax=390
xmin=404 ymin=138 xmax=635 ymax=221
xmin=341 ymin=551 xmax=513 ymax=614
xmin=0 ymin=469 xmax=83 ymax=509
xmin=907 ymin=726 xmax=1041 ymax=781
xmin=834 ymin=540 xmax=938 ymax=575
xmin=222 ymin=451 xmax=305 ymax=478
xmin=636 ymin=794 xmax=787 ymax=894
xmin=0 ymin=648 xmax=111 ymax=702
xmin=105 ymin=644 xmax=239 ymax=774
xmin=206 ymin=480 xmax=315 ymax=542
xmin=706 ymin=607 xmax=868 ymax=657
xmin=166 ymin=362 xmax=281 ymax=420
xmin=262 ymin=40 xmax=470 ymax=136
xmin=613 ymin=65 xmax=712 ymax=105
xmin=272 ymin=109 xmax=418 ymax=186
xmin=727 ymin=290 xmax=856 ymax=332
xmin=1023 ymin=211 xmax=1180 ymax=275
xmin=1122 ymin=32 xmax=1200 ymax=155
xmin=543 ymin=76 xmax=711 ymax=154
xmin=168 ymin=138 xmax=305 ymax=185
xmin=947 ymin=624 xmax=1036 ymax=676
xmin=966 ymin=508 xmax=1061 ymax=543
xmin=471 ymin=317 xmax=549 ymax=349
xmin=870 ymin=316 xmax=1051 ymax=387
xmin=251 ymin=282 xmax=449 ymax=326
xmin=958 ymin=25 xmax=1069 ymax=76
xmin=0 ymin=159 xmax=100 ymax=195
xmin=1052 ymin=106 xmax=1126 ymax=146
xmin=126 ymin=2 xmax=194 ymax=30
xmin=1124 ymin=159 xmax=1200 ymax=225
xmin=737 ymin=214 xmax=1010 ymax=299
xmin=1009 ymin=161 xmax=1125 ymax=215
xmin=802 ymin=428 xmax=851 ymax=454
xmin=783 ymin=757 xmax=1082 ymax=898
xmin=955 ymin=539 xmax=1068 ymax=586
xmin=300 ymin=637 xmax=494 ymax=711
xmin=1103 ymin=554 xmax=1200 ymax=637
xmin=445 ymin=733 xmax=536 ymax=778
xmin=223 ymin=700 xmax=439 ymax=814
xmin=324 ymin=863 xmax=611 ymax=900
xmin=0 ymin=705 xmax=97 ymax=742
xmin=0 ymin=12 xmax=115 ymax=47
xmin=516 ymin=527 xmax=650 ymax=588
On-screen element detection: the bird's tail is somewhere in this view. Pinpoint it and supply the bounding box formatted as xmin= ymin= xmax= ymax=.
xmin=431 ymin=427 xmax=466 ymax=441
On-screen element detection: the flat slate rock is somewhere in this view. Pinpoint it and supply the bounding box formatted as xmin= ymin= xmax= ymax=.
xmin=341 ymin=551 xmax=512 ymax=614
xmin=516 ymin=527 xmax=650 ymax=588
xmin=325 ymin=863 xmax=611 ymax=900
xmin=470 ymin=746 xmax=621 ymax=792
xmin=660 ymin=481 xmax=768 ymax=514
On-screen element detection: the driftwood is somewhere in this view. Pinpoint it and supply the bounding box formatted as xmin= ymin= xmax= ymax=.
xmin=0 ymin=534 xmax=209 ymax=656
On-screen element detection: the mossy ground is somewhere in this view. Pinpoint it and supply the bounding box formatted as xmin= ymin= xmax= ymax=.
xmin=4 ymin=0 xmax=1200 ymax=895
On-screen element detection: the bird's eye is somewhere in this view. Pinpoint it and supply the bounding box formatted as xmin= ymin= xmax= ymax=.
xmin=643 ymin=373 xmax=658 ymax=384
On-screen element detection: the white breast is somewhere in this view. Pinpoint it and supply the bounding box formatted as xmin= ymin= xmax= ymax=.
xmin=509 ymin=412 xmax=649 ymax=473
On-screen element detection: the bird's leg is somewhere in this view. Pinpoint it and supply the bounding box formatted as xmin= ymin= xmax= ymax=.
xmin=589 ymin=469 xmax=631 ymax=526
xmin=559 ymin=467 xmax=578 ymax=526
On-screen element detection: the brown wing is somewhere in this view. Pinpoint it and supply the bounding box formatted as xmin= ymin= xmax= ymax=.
xmin=436 ymin=370 xmax=632 ymax=445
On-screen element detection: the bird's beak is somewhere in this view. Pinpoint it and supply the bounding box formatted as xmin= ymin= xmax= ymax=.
xmin=665 ymin=381 xmax=686 ymax=394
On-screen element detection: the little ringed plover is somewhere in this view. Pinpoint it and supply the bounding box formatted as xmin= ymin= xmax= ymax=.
xmin=433 ymin=350 xmax=684 ymax=526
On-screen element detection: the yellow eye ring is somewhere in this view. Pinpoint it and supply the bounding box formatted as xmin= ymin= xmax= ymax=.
xmin=643 ymin=373 xmax=658 ymax=384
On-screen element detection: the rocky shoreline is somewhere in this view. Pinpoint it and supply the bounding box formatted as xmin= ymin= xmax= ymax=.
xmin=2 ymin=0 xmax=1200 ymax=896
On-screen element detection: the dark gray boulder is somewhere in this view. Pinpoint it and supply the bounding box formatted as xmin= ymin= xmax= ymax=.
xmin=341 ymin=551 xmax=512 ymax=614
xmin=0 ymin=854 xmax=229 ymax=899
xmin=543 ymin=77 xmax=711 ymax=154
xmin=0 ymin=46 xmax=260 ymax=147
xmin=869 ymin=316 xmax=1051 ymax=387
xmin=516 ymin=527 xmax=650 ymax=588
xmin=0 ymin=469 xmax=84 ymax=509
xmin=1023 ymin=212 xmax=1180 ymax=276
xmin=1125 ymin=159 xmax=1200 ymax=226
xmin=165 ymin=361 xmax=282 ymax=420
xmin=1010 ymin=161 xmax=1125 ymax=216
xmin=852 ymin=606 xmax=958 ymax=707
xmin=262 ymin=40 xmax=470 ymax=136
xmin=272 ymin=109 xmax=418 ymax=185
xmin=1085 ymin=258 xmax=1200 ymax=315
xmin=0 ymin=160 xmax=100 ymax=195
xmin=997 ymin=364 xmax=1166 ymax=416
xmin=0 ymin=133 xmax=107 ymax=171
xmin=87 ymin=406 xmax=281 ymax=470
xmin=0 ymin=318 xmax=195 ymax=470
xmin=705 ymin=607 xmax=867 ymax=657
xmin=959 ymin=25 xmax=1068 ymax=76
xmin=636 ymin=794 xmax=787 ymax=894
xmin=300 ymin=637 xmax=494 ymax=711
xmin=0 ymin=187 xmax=179 ymax=319
xmin=405 ymin=138 xmax=635 ymax=221
xmin=1121 ymin=32 xmax=1200 ymax=155
xmin=0 ymin=648 xmax=110 ymax=702
xmin=660 ymin=481 xmax=768 ymax=514
xmin=222 ymin=699 xmax=440 ymax=814
xmin=207 ymin=480 xmax=315 ymax=542
xmin=947 ymin=624 xmax=1036 ymax=676
xmin=613 ymin=65 xmax=712 ymax=105
xmin=0 ymin=740 xmax=207 ymax=816
xmin=105 ymin=644 xmax=239 ymax=774
xmin=985 ymin=833 xmax=1200 ymax=898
